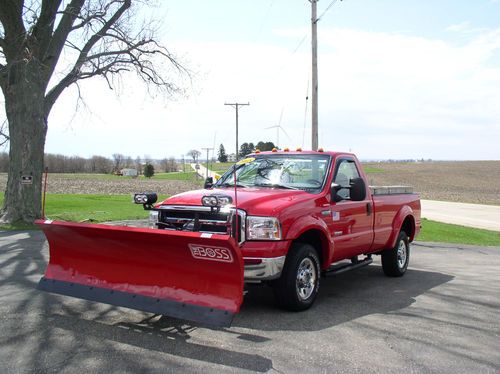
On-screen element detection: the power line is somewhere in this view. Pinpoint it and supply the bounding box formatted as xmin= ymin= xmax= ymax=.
xmin=316 ymin=0 xmax=341 ymax=23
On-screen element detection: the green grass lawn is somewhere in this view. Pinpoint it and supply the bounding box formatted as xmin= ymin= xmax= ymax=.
xmin=362 ymin=166 xmax=385 ymax=173
xmin=419 ymin=219 xmax=500 ymax=246
xmin=203 ymin=162 xmax=234 ymax=174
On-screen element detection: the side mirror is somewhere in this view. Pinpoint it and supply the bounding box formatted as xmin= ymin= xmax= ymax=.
xmin=204 ymin=177 xmax=214 ymax=189
xmin=331 ymin=183 xmax=344 ymax=202
xmin=349 ymin=177 xmax=366 ymax=201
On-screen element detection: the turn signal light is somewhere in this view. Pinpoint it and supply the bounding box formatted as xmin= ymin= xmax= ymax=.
xmin=244 ymin=258 xmax=263 ymax=265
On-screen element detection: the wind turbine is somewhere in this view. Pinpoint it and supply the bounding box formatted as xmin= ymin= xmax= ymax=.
xmin=265 ymin=108 xmax=291 ymax=149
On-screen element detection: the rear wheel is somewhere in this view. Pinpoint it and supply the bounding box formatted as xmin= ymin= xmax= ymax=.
xmin=272 ymin=243 xmax=320 ymax=311
xmin=382 ymin=231 xmax=410 ymax=277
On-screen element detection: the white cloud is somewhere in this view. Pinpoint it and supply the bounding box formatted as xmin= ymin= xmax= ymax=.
xmin=446 ymin=21 xmax=471 ymax=33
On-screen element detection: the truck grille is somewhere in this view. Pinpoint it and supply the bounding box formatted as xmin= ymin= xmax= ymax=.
xmin=156 ymin=206 xmax=246 ymax=243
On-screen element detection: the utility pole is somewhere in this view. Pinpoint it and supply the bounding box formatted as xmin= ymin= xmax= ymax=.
xmin=311 ymin=0 xmax=319 ymax=151
xmin=225 ymin=102 xmax=250 ymax=161
xmin=201 ymin=147 xmax=213 ymax=179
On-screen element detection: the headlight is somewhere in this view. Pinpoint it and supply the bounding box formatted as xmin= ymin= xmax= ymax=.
xmin=133 ymin=192 xmax=158 ymax=205
xmin=149 ymin=211 xmax=159 ymax=228
xmin=246 ymin=216 xmax=281 ymax=240
xmin=201 ymin=194 xmax=233 ymax=207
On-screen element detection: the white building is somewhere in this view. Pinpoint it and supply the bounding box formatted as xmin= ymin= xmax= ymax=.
xmin=120 ymin=168 xmax=138 ymax=177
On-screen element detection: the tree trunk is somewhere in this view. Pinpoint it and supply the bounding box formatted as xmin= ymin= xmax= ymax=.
xmin=0 ymin=62 xmax=48 ymax=224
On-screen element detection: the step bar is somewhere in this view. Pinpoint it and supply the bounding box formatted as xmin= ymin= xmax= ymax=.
xmin=323 ymin=255 xmax=373 ymax=277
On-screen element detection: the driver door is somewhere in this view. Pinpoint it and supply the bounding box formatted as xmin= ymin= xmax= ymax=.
xmin=328 ymin=158 xmax=374 ymax=261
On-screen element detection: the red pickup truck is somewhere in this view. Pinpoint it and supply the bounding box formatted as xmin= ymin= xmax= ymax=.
xmin=37 ymin=150 xmax=421 ymax=326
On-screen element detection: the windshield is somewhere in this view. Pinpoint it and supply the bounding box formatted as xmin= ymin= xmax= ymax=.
xmin=215 ymin=154 xmax=331 ymax=192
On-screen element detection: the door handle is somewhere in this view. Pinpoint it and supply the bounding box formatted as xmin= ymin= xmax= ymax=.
xmin=366 ymin=202 xmax=372 ymax=216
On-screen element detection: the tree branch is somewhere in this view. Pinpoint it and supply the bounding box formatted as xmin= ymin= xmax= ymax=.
xmin=32 ymin=0 xmax=63 ymax=60
xmin=0 ymin=118 xmax=8 ymax=147
xmin=43 ymin=0 xmax=85 ymax=80
xmin=0 ymin=0 xmax=27 ymax=53
xmin=45 ymin=0 xmax=132 ymax=112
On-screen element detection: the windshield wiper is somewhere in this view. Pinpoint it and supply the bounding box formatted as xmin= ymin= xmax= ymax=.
xmin=219 ymin=182 xmax=248 ymax=188
xmin=254 ymin=183 xmax=299 ymax=190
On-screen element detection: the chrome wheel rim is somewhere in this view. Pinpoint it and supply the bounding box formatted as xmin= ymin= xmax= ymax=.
xmin=296 ymin=258 xmax=317 ymax=301
xmin=397 ymin=240 xmax=407 ymax=269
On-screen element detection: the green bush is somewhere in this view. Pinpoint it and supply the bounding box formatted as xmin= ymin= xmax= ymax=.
xmin=144 ymin=163 xmax=155 ymax=178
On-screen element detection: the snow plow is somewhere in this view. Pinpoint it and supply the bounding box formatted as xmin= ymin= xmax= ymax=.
xmin=36 ymin=219 xmax=244 ymax=327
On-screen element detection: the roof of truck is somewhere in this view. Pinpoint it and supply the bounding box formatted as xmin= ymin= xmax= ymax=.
xmin=246 ymin=149 xmax=355 ymax=158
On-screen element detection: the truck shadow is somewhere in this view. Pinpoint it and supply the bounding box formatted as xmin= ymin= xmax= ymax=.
xmin=49 ymin=313 xmax=273 ymax=372
xmin=234 ymin=264 xmax=454 ymax=331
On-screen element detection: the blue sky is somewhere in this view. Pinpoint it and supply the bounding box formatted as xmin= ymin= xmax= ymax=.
xmin=33 ymin=0 xmax=500 ymax=160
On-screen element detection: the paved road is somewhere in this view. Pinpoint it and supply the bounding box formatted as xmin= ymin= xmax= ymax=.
xmin=191 ymin=163 xmax=221 ymax=180
xmin=421 ymin=200 xmax=500 ymax=231
xmin=1 ymin=230 xmax=499 ymax=373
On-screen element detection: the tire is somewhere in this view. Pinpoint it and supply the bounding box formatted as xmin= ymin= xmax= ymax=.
xmin=382 ymin=231 xmax=410 ymax=277
xmin=272 ymin=243 xmax=321 ymax=311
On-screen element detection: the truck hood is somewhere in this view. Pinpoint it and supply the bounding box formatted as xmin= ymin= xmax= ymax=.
xmin=159 ymin=187 xmax=314 ymax=216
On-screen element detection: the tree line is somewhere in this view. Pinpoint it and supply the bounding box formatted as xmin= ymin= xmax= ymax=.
xmin=0 ymin=152 xmax=178 ymax=174
xmin=217 ymin=141 xmax=278 ymax=162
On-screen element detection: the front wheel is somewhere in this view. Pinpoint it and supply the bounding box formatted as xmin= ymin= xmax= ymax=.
xmin=381 ymin=231 xmax=410 ymax=277
xmin=272 ymin=243 xmax=321 ymax=311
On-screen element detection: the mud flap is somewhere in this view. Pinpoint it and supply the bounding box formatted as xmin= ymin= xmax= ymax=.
xmin=36 ymin=220 xmax=244 ymax=327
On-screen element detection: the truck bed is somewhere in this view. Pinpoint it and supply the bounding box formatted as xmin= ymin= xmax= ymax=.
xmin=370 ymin=185 xmax=414 ymax=195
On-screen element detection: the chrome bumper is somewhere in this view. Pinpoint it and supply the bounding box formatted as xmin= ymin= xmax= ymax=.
xmin=244 ymin=256 xmax=286 ymax=282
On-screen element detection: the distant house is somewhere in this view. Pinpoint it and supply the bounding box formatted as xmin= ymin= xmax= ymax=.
xmin=120 ymin=168 xmax=138 ymax=177
xmin=227 ymin=153 xmax=237 ymax=162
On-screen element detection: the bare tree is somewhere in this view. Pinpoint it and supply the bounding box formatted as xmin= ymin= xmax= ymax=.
xmin=112 ymin=153 xmax=124 ymax=172
xmin=160 ymin=156 xmax=177 ymax=172
xmin=88 ymin=155 xmax=111 ymax=173
xmin=135 ymin=155 xmax=142 ymax=174
xmin=187 ymin=149 xmax=201 ymax=163
xmin=0 ymin=1 xmax=184 ymax=223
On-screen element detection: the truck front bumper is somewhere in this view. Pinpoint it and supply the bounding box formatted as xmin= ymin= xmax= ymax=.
xmin=244 ymin=256 xmax=286 ymax=282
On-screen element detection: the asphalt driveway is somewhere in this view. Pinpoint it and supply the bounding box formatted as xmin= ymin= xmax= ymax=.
xmin=0 ymin=230 xmax=499 ymax=373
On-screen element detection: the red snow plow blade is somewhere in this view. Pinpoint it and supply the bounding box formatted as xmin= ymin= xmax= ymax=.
xmin=36 ymin=220 xmax=244 ymax=327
